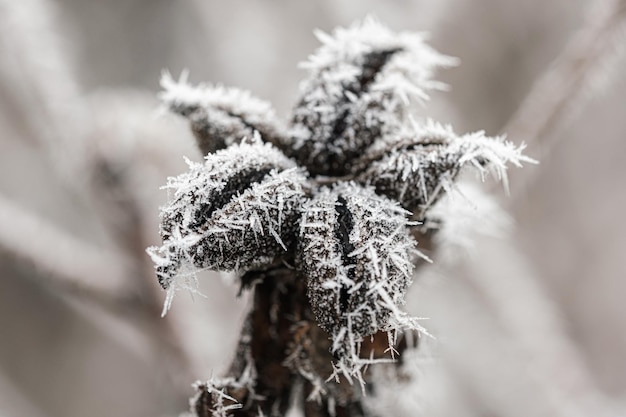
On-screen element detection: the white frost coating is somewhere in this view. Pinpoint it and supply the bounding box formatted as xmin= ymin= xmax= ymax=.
xmin=159 ymin=71 xmax=289 ymax=154
xmin=147 ymin=135 xmax=308 ymax=312
xmin=160 ymin=70 xmax=277 ymax=122
xmin=291 ymin=17 xmax=458 ymax=175
xmin=359 ymin=119 xmax=537 ymax=212
xmin=165 ymin=135 xmax=297 ymax=202
xmin=301 ymin=16 xmax=457 ymax=101
xmin=190 ymin=350 xmax=258 ymax=417
xmin=158 ymin=263 xmax=207 ymax=317
xmin=299 ymin=183 xmax=427 ymax=384
xmin=145 ymin=18 xmax=538 ymax=407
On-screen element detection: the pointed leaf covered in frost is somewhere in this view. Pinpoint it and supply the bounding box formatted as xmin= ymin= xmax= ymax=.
xmin=160 ymin=71 xmax=289 ymax=155
xmin=290 ymin=17 xmax=457 ymax=176
xmin=355 ymin=119 xmax=536 ymax=214
xmin=148 ymin=135 xmax=309 ymax=290
xmin=297 ymin=182 xmax=418 ymax=369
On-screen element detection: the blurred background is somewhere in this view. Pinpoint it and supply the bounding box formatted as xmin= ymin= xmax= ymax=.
xmin=1 ymin=0 xmax=625 ymax=416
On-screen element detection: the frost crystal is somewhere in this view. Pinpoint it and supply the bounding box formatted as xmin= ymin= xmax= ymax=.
xmin=290 ymin=17 xmax=457 ymax=176
xmin=150 ymin=17 xmax=535 ymax=413
xmin=298 ymin=183 xmax=419 ymax=377
xmin=160 ymin=71 xmax=287 ymax=155
xmin=148 ymin=135 xmax=308 ymax=291
xmin=356 ymin=119 xmax=536 ymax=214
xmin=299 ymin=183 xmax=415 ymax=335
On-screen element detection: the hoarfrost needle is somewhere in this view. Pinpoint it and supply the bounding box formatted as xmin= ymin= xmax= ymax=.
xmin=148 ymin=17 xmax=534 ymax=417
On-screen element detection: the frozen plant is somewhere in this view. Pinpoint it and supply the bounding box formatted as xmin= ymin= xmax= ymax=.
xmin=148 ymin=17 xmax=534 ymax=417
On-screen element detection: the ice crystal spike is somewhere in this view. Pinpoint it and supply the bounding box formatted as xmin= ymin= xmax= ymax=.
xmin=355 ymin=120 xmax=535 ymax=214
xmin=150 ymin=17 xmax=535 ymax=413
xmin=192 ymin=380 xmax=245 ymax=417
xmin=148 ymin=137 xmax=308 ymax=289
xmin=160 ymin=71 xmax=288 ymax=155
xmin=297 ymin=182 xmax=416 ymax=353
xmin=289 ymin=18 xmax=456 ymax=176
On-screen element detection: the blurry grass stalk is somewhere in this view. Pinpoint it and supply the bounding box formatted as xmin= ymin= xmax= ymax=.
xmin=0 ymin=0 xmax=624 ymax=414
xmin=0 ymin=193 xmax=131 ymax=303
xmin=0 ymin=0 xmax=207 ymax=392
xmin=455 ymin=0 xmax=626 ymax=415
xmin=503 ymin=0 xmax=626 ymax=198
xmin=0 ymin=0 xmax=89 ymax=180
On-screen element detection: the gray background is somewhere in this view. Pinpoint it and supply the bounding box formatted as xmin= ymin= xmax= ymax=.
xmin=1 ymin=1 xmax=624 ymax=416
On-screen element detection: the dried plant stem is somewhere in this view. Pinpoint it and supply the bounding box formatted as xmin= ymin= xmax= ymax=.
xmin=191 ymin=262 xmax=423 ymax=417
xmin=193 ymin=266 xmax=328 ymax=417
xmin=502 ymin=0 xmax=626 ymax=195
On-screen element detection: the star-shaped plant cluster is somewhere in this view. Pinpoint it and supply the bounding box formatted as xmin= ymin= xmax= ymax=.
xmin=148 ymin=18 xmax=533 ymax=417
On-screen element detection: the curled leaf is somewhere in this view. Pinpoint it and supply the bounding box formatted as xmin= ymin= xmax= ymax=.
xmin=355 ymin=120 xmax=536 ymax=214
xmin=297 ymin=182 xmax=418 ymax=374
xmin=160 ymin=71 xmax=289 ymax=155
xmin=290 ymin=17 xmax=456 ymax=176
xmin=148 ymin=136 xmax=309 ymax=290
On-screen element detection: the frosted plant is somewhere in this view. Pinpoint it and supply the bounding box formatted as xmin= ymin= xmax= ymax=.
xmin=148 ymin=17 xmax=534 ymax=417
xmin=149 ymin=137 xmax=308 ymax=292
